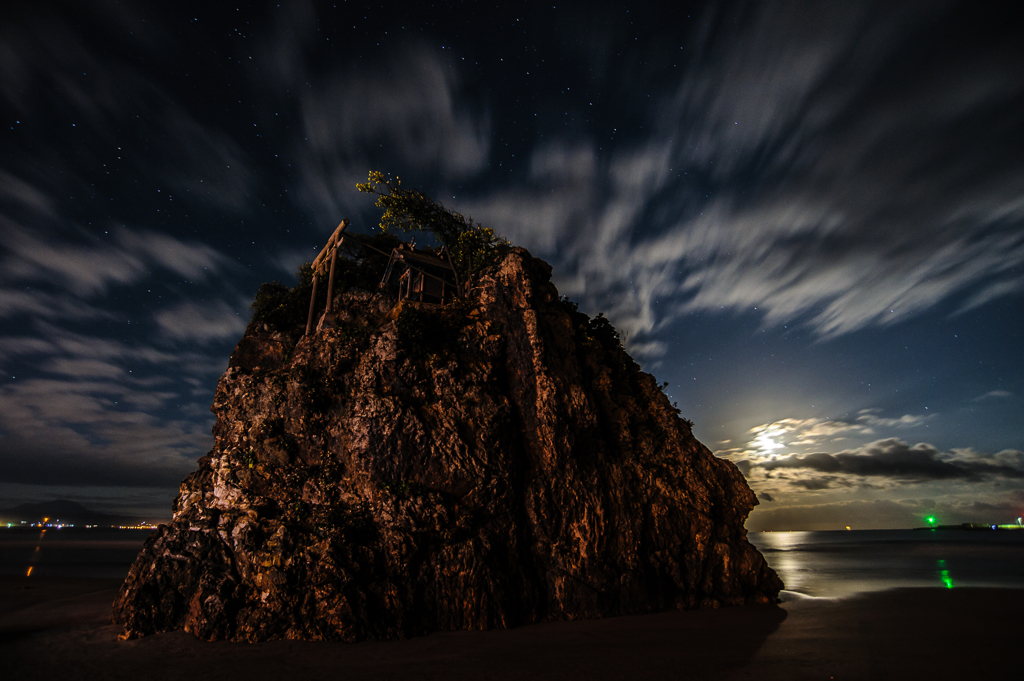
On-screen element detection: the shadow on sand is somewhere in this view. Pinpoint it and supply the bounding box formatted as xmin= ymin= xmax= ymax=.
xmin=1 ymin=576 xmax=786 ymax=681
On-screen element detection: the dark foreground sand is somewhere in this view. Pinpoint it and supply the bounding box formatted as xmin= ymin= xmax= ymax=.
xmin=1 ymin=577 xmax=1019 ymax=681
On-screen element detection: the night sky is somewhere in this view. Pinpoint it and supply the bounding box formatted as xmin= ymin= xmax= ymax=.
xmin=1 ymin=1 xmax=1022 ymax=529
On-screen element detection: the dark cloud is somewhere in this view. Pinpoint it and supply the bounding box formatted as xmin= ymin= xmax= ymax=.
xmin=0 ymin=316 xmax=221 ymax=499
xmin=758 ymin=439 xmax=1024 ymax=482
xmin=0 ymin=373 xmax=210 ymax=487
xmin=1 ymin=440 xmax=192 ymax=488
xmin=791 ymin=477 xmax=842 ymax=491
xmin=747 ymin=498 xmax=923 ymax=532
xmin=747 ymin=494 xmax=1024 ymax=532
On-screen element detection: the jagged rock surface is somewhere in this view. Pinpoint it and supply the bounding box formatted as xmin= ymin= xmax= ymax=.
xmin=112 ymin=247 xmax=782 ymax=642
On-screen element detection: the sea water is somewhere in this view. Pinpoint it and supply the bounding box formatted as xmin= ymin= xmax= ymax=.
xmin=3 ymin=526 xmax=1023 ymax=595
xmin=749 ymin=529 xmax=1024 ymax=597
xmin=0 ymin=527 xmax=154 ymax=579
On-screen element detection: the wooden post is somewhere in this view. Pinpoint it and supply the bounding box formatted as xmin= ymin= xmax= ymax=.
xmin=323 ymin=219 xmax=349 ymax=318
xmin=304 ymin=273 xmax=319 ymax=337
xmin=325 ymin=232 xmax=341 ymax=315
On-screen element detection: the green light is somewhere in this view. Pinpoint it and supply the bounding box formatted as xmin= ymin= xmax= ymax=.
xmin=940 ymin=569 xmax=955 ymax=589
xmin=926 ymin=515 xmax=937 ymax=525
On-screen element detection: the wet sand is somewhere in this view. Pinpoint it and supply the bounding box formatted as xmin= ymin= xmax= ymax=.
xmin=2 ymin=577 xmax=1019 ymax=680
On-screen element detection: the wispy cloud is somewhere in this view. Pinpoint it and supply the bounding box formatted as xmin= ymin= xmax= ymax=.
xmin=0 ymin=171 xmax=58 ymax=218
xmin=972 ymin=390 xmax=1013 ymax=402
xmin=154 ymin=300 xmax=249 ymax=344
xmin=854 ymin=409 xmax=935 ymax=431
xmin=314 ymin=52 xmax=490 ymax=177
xmin=0 ymin=288 xmax=118 ymax=322
xmin=466 ymin=2 xmax=1024 ymax=350
xmin=0 ymin=10 xmax=260 ymax=215
xmin=0 ymin=347 xmax=221 ymax=492
xmin=261 ymin=22 xmax=492 ymax=227
xmin=0 ymin=6 xmax=310 ymax=508
xmin=0 ymin=225 xmax=231 ymax=296
xmin=0 ymin=375 xmax=209 ymax=487
xmin=0 ymin=312 xmax=224 ymax=493
xmin=462 ymin=142 xmax=599 ymax=256
xmin=727 ymin=412 xmax=932 ymax=459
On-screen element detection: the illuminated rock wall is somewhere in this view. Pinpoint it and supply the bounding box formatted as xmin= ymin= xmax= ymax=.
xmin=113 ymin=247 xmax=782 ymax=642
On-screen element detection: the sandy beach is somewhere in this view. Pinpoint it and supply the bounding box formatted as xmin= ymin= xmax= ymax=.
xmin=1 ymin=577 xmax=1019 ymax=681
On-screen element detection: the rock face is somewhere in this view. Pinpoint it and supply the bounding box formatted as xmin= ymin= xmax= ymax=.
xmin=112 ymin=247 xmax=782 ymax=642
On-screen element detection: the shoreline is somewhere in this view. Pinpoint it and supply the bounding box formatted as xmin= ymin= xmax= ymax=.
xmin=3 ymin=576 xmax=1020 ymax=680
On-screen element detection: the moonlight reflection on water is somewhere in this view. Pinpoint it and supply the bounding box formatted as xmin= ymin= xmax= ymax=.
xmin=749 ymin=530 xmax=1024 ymax=598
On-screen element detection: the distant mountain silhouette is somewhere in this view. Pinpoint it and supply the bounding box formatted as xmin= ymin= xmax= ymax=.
xmin=0 ymin=499 xmax=122 ymax=524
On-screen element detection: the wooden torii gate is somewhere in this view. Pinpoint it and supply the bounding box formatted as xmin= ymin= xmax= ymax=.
xmin=304 ymin=219 xmax=349 ymax=337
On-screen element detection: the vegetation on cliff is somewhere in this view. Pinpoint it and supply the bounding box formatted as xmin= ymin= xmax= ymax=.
xmin=250 ymin=173 xmax=507 ymax=340
xmin=357 ymin=170 xmax=508 ymax=280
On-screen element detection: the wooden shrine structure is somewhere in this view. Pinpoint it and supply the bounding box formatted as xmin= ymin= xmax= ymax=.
xmin=380 ymin=243 xmax=459 ymax=305
xmin=304 ymin=219 xmax=460 ymax=337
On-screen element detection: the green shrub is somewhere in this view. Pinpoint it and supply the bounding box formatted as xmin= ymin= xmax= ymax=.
xmin=357 ymin=171 xmax=508 ymax=280
xmin=559 ymin=296 xmax=624 ymax=354
xmin=587 ymin=313 xmax=623 ymax=352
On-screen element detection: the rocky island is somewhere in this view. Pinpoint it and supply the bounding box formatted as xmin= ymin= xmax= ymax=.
xmin=112 ymin=176 xmax=781 ymax=642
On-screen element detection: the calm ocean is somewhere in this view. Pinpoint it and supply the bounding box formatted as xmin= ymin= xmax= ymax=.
xmin=2 ymin=526 xmax=1023 ymax=596
xmin=749 ymin=529 xmax=1024 ymax=597
xmin=0 ymin=527 xmax=155 ymax=579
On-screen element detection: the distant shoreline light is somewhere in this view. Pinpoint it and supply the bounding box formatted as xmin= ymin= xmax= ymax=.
xmin=0 ymin=522 xmax=159 ymax=530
